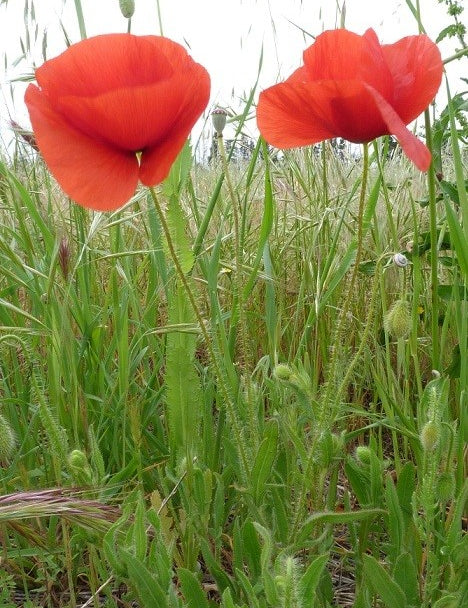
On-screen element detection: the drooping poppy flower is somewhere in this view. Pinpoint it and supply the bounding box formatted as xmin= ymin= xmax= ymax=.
xmin=257 ymin=29 xmax=443 ymax=171
xmin=25 ymin=34 xmax=210 ymax=211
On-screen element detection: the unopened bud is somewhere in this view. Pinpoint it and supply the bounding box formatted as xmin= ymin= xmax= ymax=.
xmin=355 ymin=445 xmax=372 ymax=464
xmin=420 ymin=420 xmax=439 ymax=452
xmin=436 ymin=472 xmax=455 ymax=502
xmin=273 ymin=364 xmax=293 ymax=382
xmin=119 ymin=0 xmax=135 ymax=18
xmin=384 ymin=299 xmax=411 ymax=339
xmin=211 ymin=107 xmax=227 ymax=135
xmin=0 ymin=413 xmax=16 ymax=462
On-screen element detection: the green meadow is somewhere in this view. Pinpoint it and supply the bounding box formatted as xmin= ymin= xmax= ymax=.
xmin=0 ymin=1 xmax=466 ymax=606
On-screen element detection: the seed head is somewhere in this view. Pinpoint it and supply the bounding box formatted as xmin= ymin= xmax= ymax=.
xmin=58 ymin=236 xmax=70 ymax=281
xmin=119 ymin=0 xmax=135 ymax=18
xmin=211 ymin=107 xmax=228 ymax=135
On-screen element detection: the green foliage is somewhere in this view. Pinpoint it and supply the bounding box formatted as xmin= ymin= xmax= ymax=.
xmin=0 ymin=1 xmax=466 ymax=604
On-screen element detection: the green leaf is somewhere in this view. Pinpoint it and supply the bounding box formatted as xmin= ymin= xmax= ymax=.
xmin=165 ymin=282 xmax=202 ymax=460
xmin=178 ymin=568 xmax=210 ymax=608
xmin=121 ymin=548 xmax=168 ymax=608
xmin=362 ymin=554 xmax=406 ymax=608
xmin=393 ymin=553 xmax=419 ymax=606
xmin=297 ymin=508 xmax=385 ymax=545
xmin=385 ymin=476 xmax=404 ymax=562
xmin=299 ymin=553 xmax=329 ymax=608
xmin=444 ymin=198 xmax=468 ymax=278
xmin=242 ymin=520 xmax=262 ymax=578
xmin=250 ymin=419 xmax=279 ymax=502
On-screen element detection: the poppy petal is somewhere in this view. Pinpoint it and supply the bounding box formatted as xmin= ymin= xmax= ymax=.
xmin=36 ymin=34 xmax=187 ymax=100
xmin=382 ymin=35 xmax=443 ymax=124
xmin=53 ymin=62 xmax=210 ymax=152
xmin=303 ymin=28 xmax=393 ymax=100
xmin=25 ymin=84 xmax=139 ymax=211
xmin=366 ymin=85 xmax=432 ymax=171
xmin=257 ymin=79 xmax=389 ymax=148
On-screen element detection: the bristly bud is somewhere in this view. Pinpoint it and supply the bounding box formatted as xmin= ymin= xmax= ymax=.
xmin=58 ymin=236 xmax=70 ymax=281
xmin=384 ymin=299 xmax=412 ymax=339
xmin=273 ymin=364 xmax=293 ymax=382
xmin=436 ymin=472 xmax=455 ymax=502
xmin=420 ymin=420 xmax=439 ymax=452
xmin=355 ymin=445 xmax=372 ymax=464
xmin=0 ymin=413 xmax=16 ymax=463
xmin=68 ymin=449 xmax=93 ymax=485
xmin=119 ymin=0 xmax=135 ymax=18
xmin=211 ymin=107 xmax=228 ymax=135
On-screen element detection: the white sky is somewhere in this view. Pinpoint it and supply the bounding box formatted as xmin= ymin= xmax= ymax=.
xmin=0 ymin=0 xmax=466 ymax=145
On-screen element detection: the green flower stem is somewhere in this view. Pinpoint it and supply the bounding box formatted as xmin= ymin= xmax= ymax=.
xmin=148 ymin=186 xmax=249 ymax=480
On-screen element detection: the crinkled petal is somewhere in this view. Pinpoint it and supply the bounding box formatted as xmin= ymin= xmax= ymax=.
xmin=25 ymin=84 xmax=139 ymax=210
xmin=54 ymin=59 xmax=209 ymax=152
xmin=382 ymin=34 xmax=443 ymax=124
xmin=303 ymin=28 xmax=393 ymax=100
xmin=36 ymin=34 xmax=191 ymax=99
xmin=366 ymin=85 xmax=432 ymax=171
xmin=257 ymin=79 xmax=389 ymax=148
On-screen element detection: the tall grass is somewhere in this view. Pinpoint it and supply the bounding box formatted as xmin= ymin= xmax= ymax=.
xmin=0 ymin=0 xmax=466 ymax=607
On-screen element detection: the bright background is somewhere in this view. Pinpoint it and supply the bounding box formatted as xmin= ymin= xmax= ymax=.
xmin=0 ymin=0 xmax=466 ymax=144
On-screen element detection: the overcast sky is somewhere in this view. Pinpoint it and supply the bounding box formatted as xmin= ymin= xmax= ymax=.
xmin=0 ymin=0 xmax=466 ymax=145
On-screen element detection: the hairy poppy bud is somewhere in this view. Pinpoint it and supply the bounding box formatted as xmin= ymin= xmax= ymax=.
xmin=384 ymin=299 xmax=412 ymax=339
xmin=211 ymin=107 xmax=228 ymax=135
xmin=356 ymin=445 xmax=372 ymax=464
xmin=0 ymin=413 xmax=16 ymax=462
xmin=436 ymin=472 xmax=455 ymax=502
xmin=420 ymin=420 xmax=439 ymax=451
xmin=273 ymin=364 xmax=293 ymax=382
xmin=119 ymin=0 xmax=135 ymax=18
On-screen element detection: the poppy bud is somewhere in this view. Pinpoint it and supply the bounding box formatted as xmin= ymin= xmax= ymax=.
xmin=356 ymin=445 xmax=372 ymax=464
xmin=0 ymin=413 xmax=16 ymax=463
xmin=384 ymin=299 xmax=412 ymax=339
xmin=119 ymin=0 xmax=135 ymax=18
xmin=273 ymin=364 xmax=293 ymax=382
xmin=420 ymin=420 xmax=439 ymax=451
xmin=211 ymin=107 xmax=227 ymax=135
xmin=436 ymin=472 xmax=455 ymax=502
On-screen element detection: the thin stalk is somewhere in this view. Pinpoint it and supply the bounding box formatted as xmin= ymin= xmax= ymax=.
xmin=73 ymin=0 xmax=87 ymax=40
xmin=147 ymin=187 xmax=249 ymax=479
xmin=424 ymin=108 xmax=440 ymax=369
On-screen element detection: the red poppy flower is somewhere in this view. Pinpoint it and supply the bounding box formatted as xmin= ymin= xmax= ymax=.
xmin=25 ymin=34 xmax=210 ymax=211
xmin=257 ymin=29 xmax=443 ymax=171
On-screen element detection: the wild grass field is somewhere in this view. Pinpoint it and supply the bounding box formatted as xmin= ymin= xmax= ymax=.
xmin=0 ymin=0 xmax=467 ymax=607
